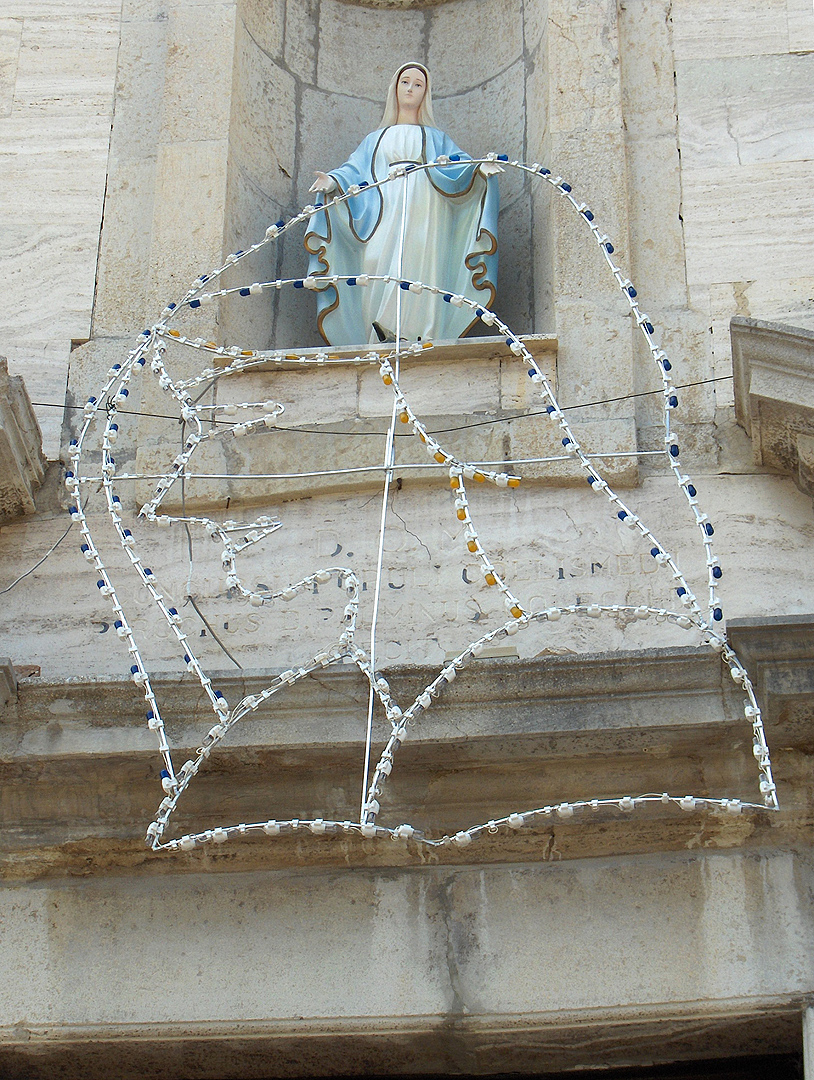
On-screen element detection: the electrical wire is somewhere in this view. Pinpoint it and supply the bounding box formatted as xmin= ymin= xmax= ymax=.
xmin=0 ymin=521 xmax=73 ymax=594
xmin=360 ymin=170 xmax=410 ymax=821
xmin=28 ymin=374 xmax=735 ymax=437
xmin=84 ymin=449 xmax=662 ymax=485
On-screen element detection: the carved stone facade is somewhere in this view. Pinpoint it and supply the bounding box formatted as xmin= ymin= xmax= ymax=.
xmin=1 ymin=1 xmax=814 ymax=1078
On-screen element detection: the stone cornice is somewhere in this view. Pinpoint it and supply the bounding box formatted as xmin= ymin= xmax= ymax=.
xmin=0 ymin=997 xmax=806 ymax=1079
xmin=731 ymin=317 xmax=814 ymax=497
xmin=3 ymin=620 xmax=813 ymax=879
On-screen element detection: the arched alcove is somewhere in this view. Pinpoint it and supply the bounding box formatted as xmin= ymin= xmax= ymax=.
xmin=222 ymin=0 xmax=552 ymax=351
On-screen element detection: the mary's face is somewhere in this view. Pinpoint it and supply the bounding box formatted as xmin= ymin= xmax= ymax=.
xmin=397 ymin=68 xmax=426 ymax=111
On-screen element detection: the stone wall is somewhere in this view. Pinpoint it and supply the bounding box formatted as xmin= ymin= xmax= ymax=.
xmin=1 ymin=852 xmax=811 ymax=1078
xmin=2 ymin=1 xmax=814 ymax=1075
xmin=0 ymin=0 xmax=121 ymax=457
xmin=3 ymin=0 xmax=814 ymax=459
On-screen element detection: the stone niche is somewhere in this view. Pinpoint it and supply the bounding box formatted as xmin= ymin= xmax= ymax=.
xmin=129 ymin=0 xmax=643 ymax=509
xmin=219 ymin=0 xmax=553 ymax=352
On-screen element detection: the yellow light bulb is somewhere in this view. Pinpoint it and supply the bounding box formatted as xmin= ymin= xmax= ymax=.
xmin=382 ymin=374 xmax=392 ymax=385
xmin=434 ymin=452 xmax=446 ymax=464
xmin=400 ymin=411 xmax=409 ymax=423
xmin=168 ymin=330 xmax=181 ymax=338
xmin=485 ymin=572 xmax=497 ymax=586
xmin=508 ymin=477 xmax=521 ymax=488
xmin=467 ymin=540 xmax=478 ymax=552
xmin=473 ymin=471 xmax=485 ymax=482
xmin=510 ymin=605 xmax=524 ymax=618
xmin=457 ymin=508 xmax=467 ymax=521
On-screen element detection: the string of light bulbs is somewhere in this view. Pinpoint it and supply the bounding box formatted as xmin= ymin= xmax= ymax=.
xmin=65 ymin=155 xmax=778 ymax=854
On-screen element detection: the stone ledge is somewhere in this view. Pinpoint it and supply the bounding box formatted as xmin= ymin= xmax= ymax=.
xmin=0 ymin=357 xmax=46 ymax=524
xmin=728 ymin=614 xmax=814 ymax=746
xmin=0 ymin=645 xmax=752 ymax=757
xmin=0 ymin=998 xmax=805 ymax=1080
xmin=209 ymin=334 xmax=558 ymax=372
xmin=2 ymin=625 xmax=812 ymax=876
xmin=134 ymin=335 xmax=640 ymax=510
xmin=731 ymin=317 xmax=814 ymax=497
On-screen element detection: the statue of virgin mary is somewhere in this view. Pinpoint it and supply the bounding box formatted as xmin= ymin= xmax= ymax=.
xmin=304 ymin=63 xmax=500 ymax=346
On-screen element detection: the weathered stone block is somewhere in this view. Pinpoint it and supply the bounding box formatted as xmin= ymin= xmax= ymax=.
xmin=554 ymin=299 xmax=635 ymax=409
xmin=13 ymin=13 xmax=119 ymax=115
xmin=671 ymin=0 xmax=789 ymax=60
xmin=359 ymin=356 xmax=499 ymax=419
xmin=435 ymin=58 xmax=526 ymax=168
xmin=239 ymin=0 xmax=284 ymax=60
xmin=0 ymin=18 xmax=22 ymax=120
xmin=146 ymin=139 xmax=231 ymax=315
xmin=0 ymin=657 xmax=16 ymax=708
xmin=284 ymin=0 xmax=317 ymax=83
xmin=623 ymin=136 xmax=686 ymax=307
xmin=548 ymin=131 xmax=632 ymax=304
xmin=546 ymin=0 xmax=623 ymax=135
xmin=788 ymin=0 xmax=814 ymax=52
xmin=158 ymin=5 xmax=235 ymax=145
xmin=681 ymin=160 xmax=814 ymax=291
xmin=427 ymin=0 xmax=523 ymax=96
xmin=676 ymin=53 xmax=814 ymax=169
xmin=316 ymin=3 xmax=424 ymax=99
xmin=93 ymin=159 xmax=160 ymax=336
xmin=523 ymin=0 xmax=548 ymax=57
xmin=105 ymin=15 xmax=167 ymax=165
xmin=230 ymin=20 xmax=296 ymax=208
xmin=297 ymin=86 xmax=382 ymax=207
xmin=0 ymin=357 xmax=45 ymax=523
xmin=618 ymin=0 xmax=677 ymax=140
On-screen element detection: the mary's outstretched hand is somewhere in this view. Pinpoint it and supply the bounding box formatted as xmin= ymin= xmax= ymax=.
xmin=309 ymin=171 xmax=338 ymax=194
xmin=478 ymin=161 xmax=505 ymax=178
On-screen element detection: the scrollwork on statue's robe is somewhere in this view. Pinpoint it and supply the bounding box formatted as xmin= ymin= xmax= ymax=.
xmin=304 ymin=124 xmax=499 ymax=346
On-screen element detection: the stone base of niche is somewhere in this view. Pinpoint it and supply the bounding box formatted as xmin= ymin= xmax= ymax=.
xmin=136 ymin=335 xmax=640 ymax=511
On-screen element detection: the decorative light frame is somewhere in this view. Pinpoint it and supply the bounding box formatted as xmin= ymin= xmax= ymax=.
xmin=64 ymin=157 xmax=779 ymax=854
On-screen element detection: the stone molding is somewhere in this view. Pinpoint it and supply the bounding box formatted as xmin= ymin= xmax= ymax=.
xmin=0 ymin=997 xmax=806 ymax=1080
xmin=132 ymin=333 xmax=644 ymax=513
xmin=2 ymin=624 xmax=812 ymax=1079
xmin=0 ymin=357 xmax=46 ymax=524
xmin=728 ymin=613 xmax=814 ymax=745
xmin=731 ymin=317 xmax=814 ymax=497
xmin=3 ymin=621 xmax=812 ymax=878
